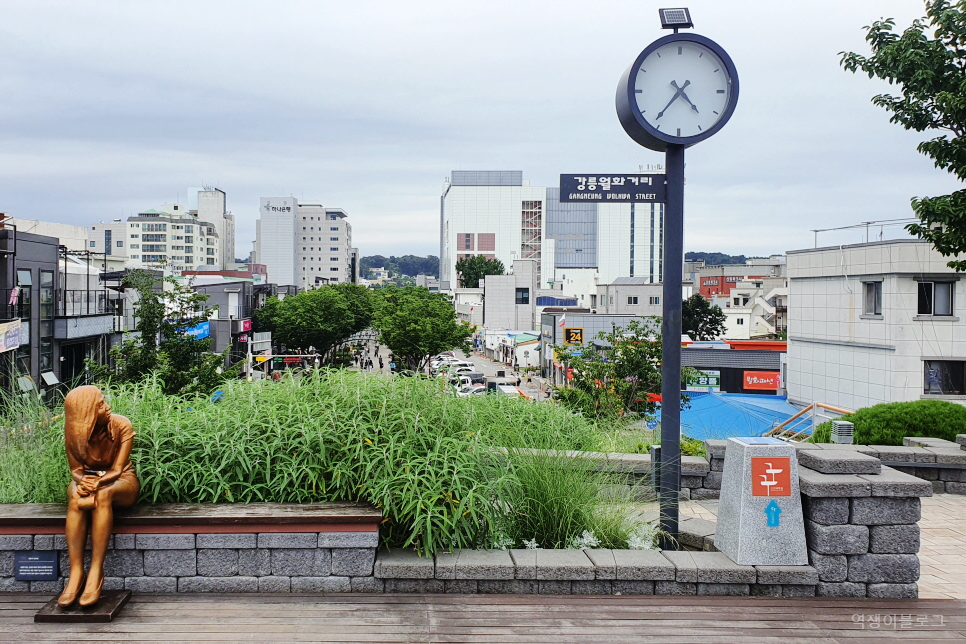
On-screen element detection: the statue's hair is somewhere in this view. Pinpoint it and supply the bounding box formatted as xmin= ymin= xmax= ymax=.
xmin=64 ymin=385 xmax=106 ymax=462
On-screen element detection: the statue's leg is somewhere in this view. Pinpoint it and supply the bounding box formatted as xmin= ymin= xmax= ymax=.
xmin=79 ymin=478 xmax=137 ymax=607
xmin=57 ymin=483 xmax=89 ymax=607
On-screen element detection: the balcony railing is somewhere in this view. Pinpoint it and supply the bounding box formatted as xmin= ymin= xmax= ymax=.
xmin=56 ymin=290 xmax=119 ymax=317
xmin=0 ymin=288 xmax=28 ymax=322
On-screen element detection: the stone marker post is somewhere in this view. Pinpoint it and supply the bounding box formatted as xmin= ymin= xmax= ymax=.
xmin=714 ymin=437 xmax=807 ymax=565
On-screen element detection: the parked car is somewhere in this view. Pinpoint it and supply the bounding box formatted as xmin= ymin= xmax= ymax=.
xmin=457 ymin=385 xmax=487 ymax=397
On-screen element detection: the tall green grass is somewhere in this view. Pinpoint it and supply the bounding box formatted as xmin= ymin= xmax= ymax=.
xmin=1 ymin=372 xmax=657 ymax=554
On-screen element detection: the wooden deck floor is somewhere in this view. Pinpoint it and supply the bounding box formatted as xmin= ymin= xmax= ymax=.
xmin=2 ymin=593 xmax=965 ymax=644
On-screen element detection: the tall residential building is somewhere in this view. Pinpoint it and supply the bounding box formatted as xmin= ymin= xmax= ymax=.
xmin=254 ymin=198 xmax=355 ymax=288
xmin=194 ymin=188 xmax=236 ymax=268
xmin=439 ymin=171 xmax=664 ymax=295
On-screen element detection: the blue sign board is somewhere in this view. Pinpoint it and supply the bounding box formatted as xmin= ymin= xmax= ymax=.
xmin=559 ymin=174 xmax=666 ymax=203
xmin=646 ymin=419 xmax=658 ymax=430
xmin=182 ymin=321 xmax=210 ymax=340
xmin=765 ymin=500 xmax=782 ymax=527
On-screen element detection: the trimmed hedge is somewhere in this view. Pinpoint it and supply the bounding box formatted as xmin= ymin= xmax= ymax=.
xmin=810 ymin=399 xmax=966 ymax=445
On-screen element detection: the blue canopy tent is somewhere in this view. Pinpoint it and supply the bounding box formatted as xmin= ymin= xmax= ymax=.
xmin=654 ymin=391 xmax=800 ymax=441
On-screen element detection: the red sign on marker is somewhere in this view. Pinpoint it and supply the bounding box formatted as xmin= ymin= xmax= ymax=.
xmin=751 ymin=457 xmax=791 ymax=497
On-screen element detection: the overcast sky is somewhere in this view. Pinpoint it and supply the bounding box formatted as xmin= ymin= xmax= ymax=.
xmin=1 ymin=0 xmax=959 ymax=259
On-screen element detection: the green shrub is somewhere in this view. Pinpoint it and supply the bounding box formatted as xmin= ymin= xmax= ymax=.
xmin=810 ymin=399 xmax=966 ymax=445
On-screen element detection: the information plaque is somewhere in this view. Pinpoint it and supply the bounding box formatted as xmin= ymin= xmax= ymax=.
xmin=14 ymin=551 xmax=58 ymax=581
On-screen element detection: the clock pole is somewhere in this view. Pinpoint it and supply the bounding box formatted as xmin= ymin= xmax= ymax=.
xmin=660 ymin=143 xmax=685 ymax=548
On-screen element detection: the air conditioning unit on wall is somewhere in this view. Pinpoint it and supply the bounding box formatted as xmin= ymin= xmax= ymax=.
xmin=831 ymin=420 xmax=854 ymax=445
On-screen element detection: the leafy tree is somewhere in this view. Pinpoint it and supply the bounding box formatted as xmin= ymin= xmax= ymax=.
xmin=360 ymin=255 xmax=440 ymax=278
xmin=455 ymin=255 xmax=505 ymax=288
xmin=684 ymin=252 xmax=763 ymax=266
xmin=682 ymin=294 xmax=727 ymax=341
xmin=553 ymin=319 xmax=690 ymax=420
xmin=841 ymin=1 xmax=966 ymax=270
xmin=90 ymin=270 xmax=234 ymax=396
xmin=372 ymin=286 xmax=473 ymax=372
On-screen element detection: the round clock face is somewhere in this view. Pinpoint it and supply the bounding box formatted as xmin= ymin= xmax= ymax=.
xmin=616 ymin=33 xmax=738 ymax=151
xmin=635 ymin=40 xmax=731 ymax=138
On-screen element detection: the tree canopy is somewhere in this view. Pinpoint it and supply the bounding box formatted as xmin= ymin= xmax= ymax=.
xmin=684 ymin=252 xmax=764 ymax=266
xmin=455 ymin=255 xmax=505 ymax=288
xmin=360 ymin=255 xmax=439 ymax=278
xmin=842 ymin=0 xmax=966 ymax=269
xmin=682 ymin=294 xmax=727 ymax=341
xmin=372 ymin=286 xmax=473 ymax=372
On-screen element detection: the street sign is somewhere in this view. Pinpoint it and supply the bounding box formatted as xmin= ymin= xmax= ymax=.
xmin=559 ymin=174 xmax=666 ymax=203
xmin=686 ymin=369 xmax=720 ymax=392
xmin=646 ymin=419 xmax=658 ymax=430
xmin=563 ymin=328 xmax=584 ymax=344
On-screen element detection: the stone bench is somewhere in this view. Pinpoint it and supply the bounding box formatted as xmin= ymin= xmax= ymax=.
xmin=0 ymin=502 xmax=382 ymax=594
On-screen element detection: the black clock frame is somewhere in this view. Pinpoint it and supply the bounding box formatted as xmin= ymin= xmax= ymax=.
xmin=616 ymin=32 xmax=739 ymax=152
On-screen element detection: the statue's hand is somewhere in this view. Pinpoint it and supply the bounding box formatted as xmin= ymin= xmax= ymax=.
xmin=78 ymin=475 xmax=100 ymax=496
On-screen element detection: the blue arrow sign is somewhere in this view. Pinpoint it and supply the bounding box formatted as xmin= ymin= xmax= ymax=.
xmin=765 ymin=500 xmax=782 ymax=527
xmin=646 ymin=420 xmax=658 ymax=430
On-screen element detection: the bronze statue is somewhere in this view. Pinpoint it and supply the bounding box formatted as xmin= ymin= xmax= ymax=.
xmin=57 ymin=386 xmax=139 ymax=608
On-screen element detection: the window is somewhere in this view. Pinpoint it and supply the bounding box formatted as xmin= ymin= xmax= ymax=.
xmin=143 ymin=223 xmax=166 ymax=232
xmin=142 ymin=234 xmax=166 ymax=242
xmin=330 ymin=237 xmax=339 ymax=241
xmin=130 ymin=255 xmax=139 ymax=260
xmin=918 ymin=281 xmax=953 ymax=316
xmin=330 ymin=257 xmax=338 ymax=261
xmin=185 ymin=236 xmax=193 ymax=243
xmin=329 ymin=214 xmax=337 ymax=220
xmin=89 ymin=241 xmax=96 ymax=247
xmin=331 ymin=226 xmax=338 ymax=231
xmin=330 ymin=267 xmax=339 ymax=272
xmin=627 ymin=296 xmax=639 ymax=305
xmin=649 ymin=296 xmax=660 ymax=305
xmin=734 ymin=297 xmax=740 ymax=306
xmin=207 ymin=248 xmax=215 ymax=256
xmin=142 ymin=244 xmax=166 ymax=252
xmin=116 ymin=241 xmax=124 ymax=247
xmin=925 ymin=360 xmax=966 ymax=394
xmin=130 ymin=244 xmax=139 ymax=249
xmin=185 ymin=256 xmax=192 ymax=264
xmin=130 ymin=234 xmax=138 ymax=238
xmin=206 ymin=258 xmax=215 ymax=265
xmin=737 ymin=318 xmax=745 ymax=325
xmin=184 ymin=246 xmax=193 ymax=253
xmin=330 ymin=247 xmax=338 ymax=251
xmin=185 ymin=226 xmax=193 ymax=233
xmin=863 ymin=281 xmax=882 ymax=315
xmin=515 ymin=288 xmax=530 ymax=305
xmin=609 ymin=296 xmax=614 ymax=305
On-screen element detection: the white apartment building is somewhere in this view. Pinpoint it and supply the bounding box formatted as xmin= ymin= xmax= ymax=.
xmin=195 ymin=188 xmax=236 ymax=268
xmin=710 ymin=277 xmax=788 ymax=340
xmin=254 ymin=198 xmax=354 ymax=288
xmin=3 ymin=218 xmax=89 ymax=252
xmin=594 ymin=277 xmax=666 ymax=316
xmin=439 ymin=171 xmax=665 ymax=298
xmin=88 ymin=204 xmax=222 ymax=274
xmin=786 ymin=239 xmax=966 ymax=411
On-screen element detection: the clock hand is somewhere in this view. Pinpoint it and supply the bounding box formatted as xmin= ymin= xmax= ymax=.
xmin=679 ymin=86 xmax=700 ymax=114
xmin=656 ymin=80 xmax=692 ymax=119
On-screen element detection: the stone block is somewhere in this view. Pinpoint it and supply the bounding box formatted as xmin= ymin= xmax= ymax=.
xmin=678 ymin=488 xmax=691 ymax=501
xmin=802 ymin=497 xmax=849 ymax=525
xmin=704 ymin=440 xmax=728 ymax=459
xmin=947 ymin=481 xmax=966 ymax=495
xmin=816 ymin=581 xmax=866 ymax=597
xmin=456 ymin=549 xmax=514 ymax=580
xmin=0 ymin=551 xmax=13 ymax=577
xmin=750 ymin=584 xmax=782 ymax=596
xmin=508 ymin=549 xmax=537 ymax=580
xmin=178 ymin=576 xmax=258 ymax=593
xmin=851 ymin=497 xmax=920 ymax=525
xmin=798 ymin=450 xmax=881 ymax=475
xmin=681 ymin=475 xmax=705 ymax=489
xmin=196 ymin=533 xmax=256 ymax=549
xmin=571 ymin=580 xmax=613 ymax=595
xmin=858 ymin=468 xmax=933 ymax=498
xmin=869 ymin=525 xmax=920 ymax=554
xmin=271 ymin=548 xmax=331 ymax=577
xmin=681 ymin=456 xmax=710 ymax=475
xmin=847 ymin=554 xmax=919 ymax=584
xmin=698 ymin=583 xmax=749 ymax=596
xmin=444 ymin=579 xmax=477 ymax=593
xmin=197 ymin=549 xmax=239 ymax=577
xmin=374 ymin=548 xmax=434 ymax=579
xmin=868 ymin=445 xmax=917 ymax=463
xmin=33 ymin=535 xmax=54 ymax=551
xmin=755 ymin=565 xmax=819 ymax=585
xmin=924 ymin=447 xmax=966 ymax=464
xmin=808 ymin=551 xmax=847 ymax=582
xmin=258 ymin=576 xmax=291 ymax=592
xmin=613 ymin=550 xmax=675 ymax=581
xmin=806 ymin=521 xmax=868 ymax=555
xmin=939 ymin=469 xmax=966 ymax=482
xmin=0 ymin=578 xmax=29 ymax=592
xmin=904 ymin=437 xmax=959 ymax=448
xmin=331 ymin=548 xmax=374 ymax=576
xmin=798 ymin=469 xmax=870 ymax=498
xmin=136 ymin=534 xmax=195 ymax=550
xmin=318 ymin=532 xmax=379 ymax=548
xmin=692 ymin=551 xmax=756 ymax=584
xmin=0 ymin=535 xmax=34 ymax=550
xmin=582 ymin=549 xmax=617 ymax=580
xmin=703 ymin=471 xmax=722 ymax=490
xmin=782 ymin=584 xmax=816 ymax=597
xmin=611 ymin=580 xmax=654 ymax=595
xmin=238 ymin=549 xmax=271 ymax=576
xmin=126 ymin=576 xmax=177 ymax=593
xmin=477 ymin=579 xmax=537 ymax=594
xmin=710 ymin=458 xmax=724 ymax=472
xmin=103 ymin=549 xmax=144 ymax=578
xmin=30 ymin=579 xmax=64 ymax=593
xmin=654 ymin=580 xmax=696 ymax=595
xmin=434 ymin=551 xmax=458 ymax=580
xmin=291 ymin=576 xmax=351 ymax=593
xmin=679 ymin=517 xmax=716 ymax=552
xmin=103 ymin=577 xmax=125 ymax=591
xmin=114 ymin=534 xmax=136 ymax=550
xmin=867 ymin=582 xmax=918 ymax=599
xmin=535 ymin=549 xmax=594 ymax=581
xmin=914 ymin=467 xmax=939 ymax=481
xmin=933 ymin=481 xmax=946 ymax=494
xmin=143 ymin=550 xmax=196 ymax=577
xmin=384 ymin=578 xmax=444 ymax=593
xmin=537 ymin=580 xmax=572 ymax=594
xmin=957 ymin=434 xmax=966 ymax=448
xmin=662 ymin=551 xmax=697 ymax=583
xmin=350 ymin=576 xmax=383 ymax=593
xmin=691 ymin=488 xmax=719 ymax=501
xmin=257 ymin=533 xmax=318 ymax=549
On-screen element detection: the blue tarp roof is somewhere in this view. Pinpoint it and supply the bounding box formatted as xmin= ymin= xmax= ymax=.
xmin=655 ymin=392 xmax=800 ymax=441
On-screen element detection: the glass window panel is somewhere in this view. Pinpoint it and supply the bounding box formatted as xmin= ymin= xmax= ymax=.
xmin=935 ymin=282 xmax=953 ymax=316
xmin=918 ymin=282 xmax=933 ymax=314
xmin=16 ymin=269 xmax=32 ymax=286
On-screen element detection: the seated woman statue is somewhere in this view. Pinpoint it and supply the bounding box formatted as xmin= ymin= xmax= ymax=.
xmin=57 ymin=386 xmax=139 ymax=608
